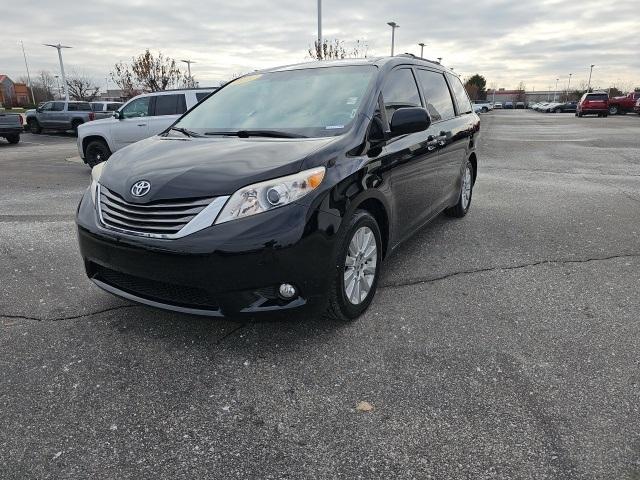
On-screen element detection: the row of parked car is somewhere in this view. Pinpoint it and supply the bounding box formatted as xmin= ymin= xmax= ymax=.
xmin=531 ymin=91 xmax=640 ymax=117
xmin=471 ymin=100 xmax=527 ymax=112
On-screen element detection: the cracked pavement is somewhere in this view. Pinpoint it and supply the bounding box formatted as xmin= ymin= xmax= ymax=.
xmin=1 ymin=112 xmax=640 ymax=479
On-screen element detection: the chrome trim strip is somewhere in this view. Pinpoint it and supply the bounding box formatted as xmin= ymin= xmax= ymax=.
xmin=96 ymin=184 xmax=229 ymax=239
xmin=91 ymin=278 xmax=223 ymax=317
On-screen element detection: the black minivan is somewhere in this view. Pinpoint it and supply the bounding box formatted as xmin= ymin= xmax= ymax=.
xmin=77 ymin=55 xmax=480 ymax=321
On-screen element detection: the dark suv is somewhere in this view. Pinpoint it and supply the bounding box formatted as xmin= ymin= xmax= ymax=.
xmin=576 ymin=92 xmax=609 ymax=117
xmin=77 ymin=56 xmax=480 ymax=321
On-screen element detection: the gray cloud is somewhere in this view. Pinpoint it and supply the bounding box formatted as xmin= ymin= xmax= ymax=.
xmin=0 ymin=0 xmax=638 ymax=91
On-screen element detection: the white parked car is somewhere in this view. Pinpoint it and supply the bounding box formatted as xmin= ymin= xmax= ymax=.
xmin=472 ymin=100 xmax=493 ymax=113
xmin=78 ymin=88 xmax=216 ymax=166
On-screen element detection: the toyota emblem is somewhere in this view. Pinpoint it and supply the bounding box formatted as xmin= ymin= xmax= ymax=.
xmin=131 ymin=180 xmax=151 ymax=197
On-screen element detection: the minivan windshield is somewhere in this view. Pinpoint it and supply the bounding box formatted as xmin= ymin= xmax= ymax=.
xmin=175 ymin=65 xmax=376 ymax=138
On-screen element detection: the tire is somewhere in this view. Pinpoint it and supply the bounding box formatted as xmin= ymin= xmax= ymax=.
xmin=6 ymin=134 xmax=20 ymax=144
xmin=554 ymin=109 xmax=561 ymax=113
xmin=578 ymin=112 xmax=583 ymax=117
xmin=482 ymin=107 xmax=488 ymax=113
xmin=84 ymin=139 xmax=111 ymax=168
xmin=325 ymin=210 xmax=382 ymax=322
xmin=609 ymin=105 xmax=618 ymax=115
xmin=28 ymin=118 xmax=41 ymax=134
xmin=603 ymin=114 xmax=608 ymax=118
xmin=71 ymin=120 xmax=83 ymax=136
xmin=445 ymin=159 xmax=474 ymax=218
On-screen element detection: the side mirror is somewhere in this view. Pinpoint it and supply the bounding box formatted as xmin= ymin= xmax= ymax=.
xmin=113 ymin=111 xmax=123 ymax=119
xmin=389 ymin=107 xmax=431 ymax=137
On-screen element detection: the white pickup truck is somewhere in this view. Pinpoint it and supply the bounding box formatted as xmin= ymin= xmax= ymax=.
xmin=77 ymin=88 xmax=216 ymax=167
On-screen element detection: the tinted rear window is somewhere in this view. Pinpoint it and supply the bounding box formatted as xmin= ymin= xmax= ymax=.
xmin=586 ymin=94 xmax=608 ymax=101
xmin=196 ymin=92 xmax=211 ymax=102
xmin=154 ymin=94 xmax=187 ymax=116
xmin=446 ymin=73 xmax=473 ymax=115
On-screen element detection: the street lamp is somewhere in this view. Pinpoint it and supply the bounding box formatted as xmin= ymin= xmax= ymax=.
xmin=19 ymin=41 xmax=36 ymax=105
xmin=181 ymin=59 xmax=196 ymax=87
xmin=553 ymin=78 xmax=559 ymax=102
xmin=418 ymin=42 xmax=426 ymax=58
xmin=565 ymin=73 xmax=572 ymax=102
xmin=317 ymin=0 xmax=322 ymax=51
xmin=587 ymin=64 xmax=595 ymax=92
xmin=387 ymin=22 xmax=399 ymax=56
xmin=44 ymin=43 xmax=71 ymax=101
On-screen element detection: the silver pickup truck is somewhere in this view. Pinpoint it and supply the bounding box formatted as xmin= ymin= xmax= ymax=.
xmin=0 ymin=112 xmax=22 ymax=144
xmin=25 ymin=100 xmax=97 ymax=135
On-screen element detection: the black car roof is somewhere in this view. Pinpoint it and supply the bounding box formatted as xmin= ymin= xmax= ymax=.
xmin=255 ymin=55 xmax=454 ymax=76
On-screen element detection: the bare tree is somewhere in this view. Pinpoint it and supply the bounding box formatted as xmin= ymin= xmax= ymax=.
xmin=111 ymin=50 xmax=184 ymax=96
xmin=66 ymin=74 xmax=100 ymax=101
xmin=514 ymin=81 xmax=526 ymax=103
xmin=308 ymin=38 xmax=367 ymax=60
xmin=111 ymin=62 xmax=137 ymax=99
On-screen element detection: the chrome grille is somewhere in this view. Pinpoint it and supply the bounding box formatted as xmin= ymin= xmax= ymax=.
xmin=98 ymin=185 xmax=215 ymax=236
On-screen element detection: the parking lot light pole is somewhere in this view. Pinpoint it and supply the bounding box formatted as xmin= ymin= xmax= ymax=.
xmin=387 ymin=22 xmax=399 ymax=56
xmin=437 ymin=57 xmax=442 ymax=64
xmin=181 ymin=59 xmax=196 ymax=87
xmin=587 ymin=64 xmax=595 ymax=92
xmin=418 ymin=42 xmax=426 ymax=58
xmin=317 ymin=0 xmax=322 ymax=50
xmin=19 ymin=40 xmax=36 ymax=105
xmin=44 ymin=43 xmax=71 ymax=102
xmin=565 ymin=73 xmax=572 ymax=102
xmin=553 ymin=78 xmax=559 ymax=102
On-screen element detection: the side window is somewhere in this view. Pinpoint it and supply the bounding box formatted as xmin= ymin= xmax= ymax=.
xmin=381 ymin=68 xmax=422 ymax=119
xmin=68 ymin=103 xmax=78 ymax=111
xmin=415 ymin=70 xmax=455 ymax=122
xmin=51 ymin=102 xmax=65 ymax=111
xmin=153 ymin=94 xmax=187 ymax=116
xmin=77 ymin=102 xmax=92 ymax=111
xmin=107 ymin=103 xmax=121 ymax=111
xmin=40 ymin=102 xmax=53 ymax=111
xmin=446 ymin=73 xmax=473 ymax=115
xmin=196 ymin=92 xmax=210 ymax=102
xmin=90 ymin=103 xmax=102 ymax=111
xmin=121 ymin=97 xmax=151 ymax=119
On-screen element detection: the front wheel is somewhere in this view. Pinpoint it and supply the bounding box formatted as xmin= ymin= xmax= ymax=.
xmin=609 ymin=105 xmax=618 ymax=115
xmin=325 ymin=210 xmax=382 ymax=321
xmin=6 ymin=134 xmax=20 ymax=144
xmin=85 ymin=139 xmax=111 ymax=168
xmin=445 ymin=159 xmax=474 ymax=218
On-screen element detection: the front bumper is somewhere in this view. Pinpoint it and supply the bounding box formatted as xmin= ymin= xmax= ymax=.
xmin=77 ymin=190 xmax=341 ymax=317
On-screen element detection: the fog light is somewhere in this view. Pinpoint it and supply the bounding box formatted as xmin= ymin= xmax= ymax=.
xmin=278 ymin=283 xmax=297 ymax=299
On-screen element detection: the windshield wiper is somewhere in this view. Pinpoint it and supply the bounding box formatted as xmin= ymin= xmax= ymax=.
xmin=204 ymin=130 xmax=307 ymax=139
xmin=168 ymin=126 xmax=201 ymax=137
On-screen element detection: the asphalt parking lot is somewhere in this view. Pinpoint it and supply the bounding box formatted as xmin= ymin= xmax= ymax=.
xmin=1 ymin=111 xmax=639 ymax=479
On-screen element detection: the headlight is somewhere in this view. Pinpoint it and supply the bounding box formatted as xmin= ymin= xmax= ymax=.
xmin=215 ymin=167 xmax=325 ymax=224
xmin=89 ymin=162 xmax=106 ymax=204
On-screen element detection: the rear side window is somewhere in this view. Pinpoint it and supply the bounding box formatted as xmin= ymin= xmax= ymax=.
xmin=69 ymin=102 xmax=92 ymax=111
xmin=196 ymin=92 xmax=211 ymax=102
xmin=382 ymin=68 xmax=422 ymax=119
xmin=446 ymin=74 xmax=473 ymax=115
xmin=415 ymin=70 xmax=455 ymax=122
xmin=154 ymin=94 xmax=187 ymax=116
xmin=90 ymin=103 xmax=103 ymax=111
xmin=586 ymin=94 xmax=608 ymax=101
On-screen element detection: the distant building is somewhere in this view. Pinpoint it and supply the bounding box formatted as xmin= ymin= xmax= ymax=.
xmin=98 ymin=89 xmax=126 ymax=101
xmin=487 ymin=89 xmax=568 ymax=105
xmin=0 ymin=75 xmax=16 ymax=107
xmin=13 ymin=83 xmax=30 ymax=105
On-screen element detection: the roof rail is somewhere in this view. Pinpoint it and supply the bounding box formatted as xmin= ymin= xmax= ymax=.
xmin=397 ymin=53 xmax=443 ymax=67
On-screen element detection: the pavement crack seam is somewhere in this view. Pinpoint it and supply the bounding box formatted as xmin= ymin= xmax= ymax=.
xmin=380 ymin=253 xmax=640 ymax=289
xmin=0 ymin=304 xmax=140 ymax=323
xmin=215 ymin=323 xmax=248 ymax=345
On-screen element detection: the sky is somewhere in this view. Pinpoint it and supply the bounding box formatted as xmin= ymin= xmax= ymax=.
xmin=1 ymin=0 xmax=638 ymax=92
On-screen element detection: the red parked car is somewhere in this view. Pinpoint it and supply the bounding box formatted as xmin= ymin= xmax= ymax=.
xmin=608 ymin=91 xmax=640 ymax=115
xmin=576 ymin=92 xmax=609 ymax=117
xmin=634 ymin=98 xmax=640 ymax=114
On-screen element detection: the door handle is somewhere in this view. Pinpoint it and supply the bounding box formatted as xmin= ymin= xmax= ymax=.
xmin=137 ymin=123 xmax=147 ymax=127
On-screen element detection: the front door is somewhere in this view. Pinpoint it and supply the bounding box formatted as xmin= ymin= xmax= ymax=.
xmin=111 ymin=96 xmax=151 ymax=150
xmin=377 ymin=67 xmax=442 ymax=240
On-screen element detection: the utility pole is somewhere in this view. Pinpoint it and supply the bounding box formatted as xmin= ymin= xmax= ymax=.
xmin=418 ymin=42 xmax=426 ymax=58
xmin=54 ymin=75 xmax=61 ymax=99
xmin=387 ymin=22 xmax=399 ymax=56
xmin=553 ymin=78 xmax=559 ymax=102
xmin=20 ymin=41 xmax=36 ymax=105
xmin=587 ymin=64 xmax=595 ymax=92
xmin=181 ymin=59 xmax=196 ymax=87
xmin=44 ymin=43 xmax=71 ymax=101
xmin=565 ymin=73 xmax=572 ymax=102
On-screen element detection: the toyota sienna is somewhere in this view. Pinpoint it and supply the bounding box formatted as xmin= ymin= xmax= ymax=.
xmin=76 ymin=55 xmax=480 ymax=321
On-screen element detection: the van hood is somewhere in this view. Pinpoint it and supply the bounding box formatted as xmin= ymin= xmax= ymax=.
xmin=99 ymin=134 xmax=336 ymax=202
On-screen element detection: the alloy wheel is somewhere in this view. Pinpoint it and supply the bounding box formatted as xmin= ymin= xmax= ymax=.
xmin=343 ymin=226 xmax=378 ymax=305
xmin=461 ymin=164 xmax=472 ymax=210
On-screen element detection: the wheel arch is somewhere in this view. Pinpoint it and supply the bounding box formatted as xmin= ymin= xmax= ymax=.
xmin=82 ymin=135 xmax=111 ymax=157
